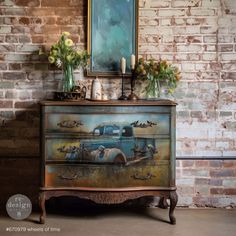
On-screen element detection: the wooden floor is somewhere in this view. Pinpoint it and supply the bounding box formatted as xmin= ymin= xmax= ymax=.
xmin=0 ymin=206 xmax=235 ymax=236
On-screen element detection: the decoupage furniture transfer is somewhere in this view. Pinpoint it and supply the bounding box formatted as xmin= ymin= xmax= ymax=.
xmin=39 ymin=100 xmax=178 ymax=224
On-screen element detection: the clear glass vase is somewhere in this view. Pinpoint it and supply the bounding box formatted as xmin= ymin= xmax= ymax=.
xmin=62 ymin=63 xmax=75 ymax=92
xmin=146 ymin=78 xmax=161 ymax=100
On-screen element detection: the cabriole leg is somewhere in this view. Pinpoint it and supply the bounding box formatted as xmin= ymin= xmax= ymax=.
xmin=158 ymin=196 xmax=168 ymax=209
xmin=169 ymin=191 xmax=178 ymax=225
xmin=39 ymin=191 xmax=46 ymax=224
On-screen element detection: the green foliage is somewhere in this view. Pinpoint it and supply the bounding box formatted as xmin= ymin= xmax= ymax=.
xmin=40 ymin=32 xmax=89 ymax=70
xmin=135 ymin=58 xmax=181 ymax=96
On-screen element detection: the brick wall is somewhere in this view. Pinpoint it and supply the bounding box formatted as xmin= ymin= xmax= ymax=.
xmin=0 ymin=0 xmax=235 ymax=208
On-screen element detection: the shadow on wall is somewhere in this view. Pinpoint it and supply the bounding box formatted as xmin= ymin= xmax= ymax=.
xmin=0 ymin=104 xmax=41 ymax=212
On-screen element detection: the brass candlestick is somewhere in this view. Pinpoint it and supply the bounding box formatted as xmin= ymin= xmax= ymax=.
xmin=128 ymin=69 xmax=139 ymax=100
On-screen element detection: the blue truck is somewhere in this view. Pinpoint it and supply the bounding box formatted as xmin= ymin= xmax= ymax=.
xmin=59 ymin=122 xmax=157 ymax=165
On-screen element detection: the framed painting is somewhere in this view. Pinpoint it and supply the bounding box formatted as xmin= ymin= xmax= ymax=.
xmin=87 ymin=0 xmax=138 ymax=76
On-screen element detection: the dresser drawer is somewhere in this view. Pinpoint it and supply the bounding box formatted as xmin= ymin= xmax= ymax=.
xmin=45 ymin=162 xmax=170 ymax=188
xmin=45 ymin=138 xmax=171 ymax=163
xmin=45 ymin=113 xmax=170 ymax=135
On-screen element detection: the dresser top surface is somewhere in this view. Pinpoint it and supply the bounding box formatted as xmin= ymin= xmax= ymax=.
xmin=39 ymin=99 xmax=177 ymax=106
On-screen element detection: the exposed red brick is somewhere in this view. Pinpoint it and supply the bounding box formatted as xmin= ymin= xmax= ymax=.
xmin=223 ymin=161 xmax=236 ymax=168
xmin=210 ymin=188 xmax=224 ymax=195
xmin=211 ymin=188 xmax=236 ymax=195
xmin=15 ymin=0 xmax=40 ymax=7
xmin=224 ymin=189 xmax=236 ymax=195
xmin=31 ymin=35 xmax=44 ymax=43
xmin=9 ymin=63 xmax=21 ymax=70
xmin=41 ymin=0 xmax=70 ymax=7
xmin=195 ymin=160 xmax=209 ymax=167
xmin=182 ymin=160 xmax=194 ymax=167
xmin=3 ymin=72 xmax=26 ymax=80
xmin=14 ymin=101 xmax=36 ymax=109
xmin=210 ymin=169 xmax=236 ymax=178
xmin=19 ymin=17 xmax=30 ymax=25
xmin=209 ymin=160 xmax=223 ymax=168
xmin=195 ymin=178 xmax=209 ymax=185
xmin=0 ymin=101 xmax=13 ymax=108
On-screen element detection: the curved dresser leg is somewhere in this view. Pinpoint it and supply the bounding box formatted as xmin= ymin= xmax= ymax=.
xmin=169 ymin=191 xmax=178 ymax=225
xmin=159 ymin=197 xmax=168 ymax=209
xmin=39 ymin=192 xmax=46 ymax=224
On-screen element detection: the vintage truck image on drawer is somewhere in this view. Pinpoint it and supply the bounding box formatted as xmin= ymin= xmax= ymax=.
xmin=57 ymin=122 xmax=157 ymax=165
xmin=46 ymin=113 xmax=170 ymax=165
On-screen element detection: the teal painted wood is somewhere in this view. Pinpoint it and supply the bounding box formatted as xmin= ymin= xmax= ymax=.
xmin=44 ymin=105 xmax=172 ymax=114
xmin=40 ymin=100 xmax=177 ymax=189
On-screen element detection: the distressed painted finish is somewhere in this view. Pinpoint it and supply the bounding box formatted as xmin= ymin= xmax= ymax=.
xmin=45 ymin=162 xmax=170 ymax=188
xmin=40 ymin=100 xmax=177 ymax=224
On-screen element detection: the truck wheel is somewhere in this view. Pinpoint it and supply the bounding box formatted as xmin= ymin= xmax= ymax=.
xmin=114 ymin=154 xmax=126 ymax=164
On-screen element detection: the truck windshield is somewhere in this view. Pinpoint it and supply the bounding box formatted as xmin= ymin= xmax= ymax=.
xmin=104 ymin=125 xmax=120 ymax=136
xmin=93 ymin=125 xmax=120 ymax=136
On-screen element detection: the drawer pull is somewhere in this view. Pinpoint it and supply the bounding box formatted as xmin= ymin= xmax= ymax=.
xmin=57 ymin=120 xmax=83 ymax=128
xmin=131 ymin=172 xmax=155 ymax=180
xmin=130 ymin=120 xmax=157 ymax=128
xmin=58 ymin=174 xmax=79 ymax=180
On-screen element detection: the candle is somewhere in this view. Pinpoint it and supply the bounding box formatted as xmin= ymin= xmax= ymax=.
xmin=120 ymin=57 xmax=126 ymax=74
xmin=131 ymin=54 xmax=135 ymax=70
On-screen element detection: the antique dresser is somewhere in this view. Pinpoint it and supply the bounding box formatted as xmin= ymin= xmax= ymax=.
xmin=39 ymin=100 xmax=178 ymax=224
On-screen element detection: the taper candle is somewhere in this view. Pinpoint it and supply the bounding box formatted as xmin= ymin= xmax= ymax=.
xmin=131 ymin=54 xmax=135 ymax=70
xmin=120 ymin=57 xmax=126 ymax=74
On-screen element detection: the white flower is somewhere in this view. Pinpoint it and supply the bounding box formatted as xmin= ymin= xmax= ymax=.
xmin=55 ymin=58 xmax=62 ymax=68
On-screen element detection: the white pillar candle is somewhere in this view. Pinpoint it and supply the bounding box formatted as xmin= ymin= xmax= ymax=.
xmin=131 ymin=54 xmax=135 ymax=70
xmin=120 ymin=57 xmax=126 ymax=74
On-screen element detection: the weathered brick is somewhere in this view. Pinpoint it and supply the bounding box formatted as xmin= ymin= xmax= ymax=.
xmin=18 ymin=90 xmax=31 ymax=100
xmin=9 ymin=63 xmax=21 ymax=70
xmin=211 ymin=188 xmax=236 ymax=195
xmin=195 ymin=178 xmax=210 ymax=185
xmin=177 ymin=178 xmax=194 ymax=185
xmin=182 ymin=160 xmax=194 ymax=167
xmin=0 ymin=63 xmax=7 ymax=70
xmin=196 ymin=185 xmax=209 ymax=195
xmin=15 ymin=0 xmax=40 ymax=7
xmin=19 ymin=35 xmax=31 ymax=43
xmin=223 ymin=179 xmax=236 ymax=187
xmin=210 ymin=169 xmax=235 ymax=177
xmin=223 ymin=160 xmax=236 ymax=168
xmin=178 ymin=186 xmax=195 ymax=195
xmin=209 ymin=160 xmax=223 ymax=168
xmin=172 ymin=0 xmax=200 ymax=7
xmin=182 ymin=169 xmax=209 ymax=177
xmin=0 ymin=101 xmax=13 ymax=108
xmin=3 ymin=72 xmax=26 ymax=80
xmin=0 ymin=111 xmax=14 ymax=119
xmin=195 ymin=160 xmax=209 ymax=167
xmin=209 ymin=179 xmax=223 ymax=186
xmin=14 ymin=101 xmax=36 ymax=109
xmin=210 ymin=188 xmax=224 ymax=195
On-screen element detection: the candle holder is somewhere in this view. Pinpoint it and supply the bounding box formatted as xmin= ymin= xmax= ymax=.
xmin=118 ymin=73 xmax=128 ymax=100
xmin=128 ymin=69 xmax=139 ymax=100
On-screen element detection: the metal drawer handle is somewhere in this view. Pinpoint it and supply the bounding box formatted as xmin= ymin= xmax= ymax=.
xmin=130 ymin=120 xmax=157 ymax=128
xmin=131 ymin=172 xmax=155 ymax=180
xmin=58 ymin=174 xmax=79 ymax=180
xmin=57 ymin=120 xmax=83 ymax=128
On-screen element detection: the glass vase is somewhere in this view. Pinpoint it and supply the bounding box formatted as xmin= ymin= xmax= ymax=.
xmin=62 ymin=64 xmax=75 ymax=92
xmin=146 ymin=79 xmax=161 ymax=100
